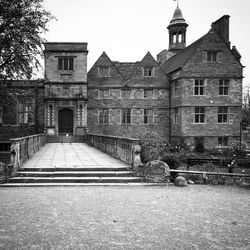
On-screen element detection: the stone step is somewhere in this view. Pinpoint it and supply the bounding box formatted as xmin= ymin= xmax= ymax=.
xmin=8 ymin=176 xmax=143 ymax=183
xmin=19 ymin=167 xmax=130 ymax=172
xmin=17 ymin=171 xmax=134 ymax=177
xmin=0 ymin=183 xmax=168 ymax=187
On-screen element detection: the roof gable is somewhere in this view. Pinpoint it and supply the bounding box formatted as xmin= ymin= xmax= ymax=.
xmin=88 ymin=52 xmax=124 ymax=86
xmin=91 ymin=51 xmax=115 ymax=67
xmin=127 ymin=52 xmax=169 ymax=87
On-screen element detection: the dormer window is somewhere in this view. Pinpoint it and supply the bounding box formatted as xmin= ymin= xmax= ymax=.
xmin=58 ymin=57 xmax=74 ymax=70
xmin=98 ymin=67 xmax=110 ymax=77
xmin=143 ymin=67 xmax=154 ymax=77
xmin=206 ymin=51 xmax=217 ymax=62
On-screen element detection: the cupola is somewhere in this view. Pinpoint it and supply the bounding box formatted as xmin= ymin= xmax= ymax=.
xmin=167 ymin=6 xmax=188 ymax=51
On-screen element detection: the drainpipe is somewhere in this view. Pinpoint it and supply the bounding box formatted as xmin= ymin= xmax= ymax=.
xmin=167 ymin=74 xmax=172 ymax=143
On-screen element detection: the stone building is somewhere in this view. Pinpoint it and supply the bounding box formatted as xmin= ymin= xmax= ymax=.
xmin=87 ymin=51 xmax=169 ymax=139
xmin=44 ymin=43 xmax=88 ymax=140
xmin=159 ymin=8 xmax=243 ymax=148
xmin=0 ymin=6 xmax=243 ymax=150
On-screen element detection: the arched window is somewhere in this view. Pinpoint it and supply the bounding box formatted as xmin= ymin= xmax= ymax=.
xmin=173 ymin=33 xmax=177 ymax=43
xmin=178 ymin=32 xmax=182 ymax=43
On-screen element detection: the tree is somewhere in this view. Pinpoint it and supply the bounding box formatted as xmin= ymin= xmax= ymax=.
xmin=0 ymin=0 xmax=54 ymax=105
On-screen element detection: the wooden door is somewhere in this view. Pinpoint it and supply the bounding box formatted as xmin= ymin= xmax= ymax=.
xmin=58 ymin=108 xmax=73 ymax=134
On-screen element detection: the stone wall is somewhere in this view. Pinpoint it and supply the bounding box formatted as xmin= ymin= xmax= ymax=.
xmin=10 ymin=133 xmax=46 ymax=173
xmin=87 ymin=51 xmax=170 ymax=140
xmin=87 ymin=133 xmax=142 ymax=167
xmin=87 ymin=88 xmax=169 ymax=139
xmin=169 ymin=27 xmax=242 ymax=149
xmin=44 ymin=43 xmax=88 ymax=83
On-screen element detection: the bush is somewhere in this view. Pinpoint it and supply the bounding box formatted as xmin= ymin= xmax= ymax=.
xmin=161 ymin=153 xmax=180 ymax=169
xmin=190 ymin=162 xmax=217 ymax=172
xmin=208 ymin=141 xmax=249 ymax=159
xmin=139 ymin=132 xmax=168 ymax=164
xmin=161 ymin=153 xmax=181 ymax=181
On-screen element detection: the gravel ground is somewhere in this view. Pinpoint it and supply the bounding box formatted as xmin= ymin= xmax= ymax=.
xmin=0 ymin=185 xmax=249 ymax=250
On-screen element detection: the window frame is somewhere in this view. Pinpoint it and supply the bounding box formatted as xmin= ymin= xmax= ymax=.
xmin=98 ymin=109 xmax=109 ymax=124
xmin=18 ymin=101 xmax=34 ymax=125
xmin=206 ymin=51 xmax=218 ymax=62
xmin=143 ymin=109 xmax=154 ymax=124
xmin=121 ymin=109 xmax=131 ymax=124
xmin=144 ymin=89 xmax=154 ymax=99
xmin=194 ymin=106 xmax=205 ymax=123
xmin=58 ymin=57 xmax=74 ymax=71
xmin=218 ymin=106 xmax=228 ymax=123
xmin=218 ymin=137 xmax=229 ymax=147
xmin=172 ymin=108 xmax=179 ymax=124
xmin=143 ymin=67 xmax=154 ymax=77
xmin=219 ymin=79 xmax=229 ymax=96
xmin=98 ymin=67 xmax=110 ymax=77
xmin=99 ymin=89 xmax=110 ymax=99
xmin=194 ymin=79 xmax=205 ymax=96
xmin=173 ymin=80 xmax=180 ymax=97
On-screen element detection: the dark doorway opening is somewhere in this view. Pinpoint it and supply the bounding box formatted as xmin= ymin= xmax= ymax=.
xmin=58 ymin=108 xmax=73 ymax=134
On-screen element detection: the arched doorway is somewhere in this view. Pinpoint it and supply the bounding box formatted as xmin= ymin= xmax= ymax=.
xmin=58 ymin=108 xmax=73 ymax=134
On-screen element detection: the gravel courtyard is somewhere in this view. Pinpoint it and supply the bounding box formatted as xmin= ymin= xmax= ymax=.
xmin=0 ymin=185 xmax=249 ymax=250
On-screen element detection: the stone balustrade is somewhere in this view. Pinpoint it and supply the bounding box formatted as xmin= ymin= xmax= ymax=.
xmin=87 ymin=134 xmax=142 ymax=167
xmin=9 ymin=133 xmax=46 ymax=173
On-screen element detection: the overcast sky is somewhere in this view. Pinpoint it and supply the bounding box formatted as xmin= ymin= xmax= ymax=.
xmin=43 ymin=0 xmax=250 ymax=89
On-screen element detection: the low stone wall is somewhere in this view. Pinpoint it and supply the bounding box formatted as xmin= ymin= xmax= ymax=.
xmin=9 ymin=133 xmax=46 ymax=173
xmin=87 ymin=134 xmax=142 ymax=167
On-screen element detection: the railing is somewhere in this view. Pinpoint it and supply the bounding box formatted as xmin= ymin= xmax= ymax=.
xmin=9 ymin=133 xmax=46 ymax=173
xmin=87 ymin=134 xmax=142 ymax=167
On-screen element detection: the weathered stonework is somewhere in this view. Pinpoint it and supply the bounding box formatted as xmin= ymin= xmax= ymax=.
xmin=0 ymin=10 xmax=244 ymax=151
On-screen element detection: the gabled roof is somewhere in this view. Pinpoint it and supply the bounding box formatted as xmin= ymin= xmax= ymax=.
xmin=113 ymin=62 xmax=140 ymax=80
xmin=162 ymin=36 xmax=204 ymax=74
xmin=92 ymin=51 xmax=115 ymax=67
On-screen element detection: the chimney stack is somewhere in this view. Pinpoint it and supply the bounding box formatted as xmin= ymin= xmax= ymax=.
xmin=212 ymin=15 xmax=230 ymax=47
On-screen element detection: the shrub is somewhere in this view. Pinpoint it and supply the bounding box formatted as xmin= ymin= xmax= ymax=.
xmin=161 ymin=153 xmax=181 ymax=181
xmin=208 ymin=141 xmax=249 ymax=159
xmin=139 ymin=132 xmax=168 ymax=164
xmin=161 ymin=153 xmax=180 ymax=169
xmin=190 ymin=162 xmax=217 ymax=172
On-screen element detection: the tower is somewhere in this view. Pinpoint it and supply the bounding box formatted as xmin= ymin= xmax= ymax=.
xmin=167 ymin=6 xmax=188 ymax=51
xmin=43 ymin=43 xmax=88 ymax=138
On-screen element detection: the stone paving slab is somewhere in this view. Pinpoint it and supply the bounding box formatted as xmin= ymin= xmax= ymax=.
xmin=0 ymin=185 xmax=249 ymax=249
xmin=21 ymin=143 xmax=130 ymax=169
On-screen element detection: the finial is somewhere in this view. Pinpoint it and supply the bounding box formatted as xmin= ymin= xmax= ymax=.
xmin=174 ymin=0 xmax=179 ymax=8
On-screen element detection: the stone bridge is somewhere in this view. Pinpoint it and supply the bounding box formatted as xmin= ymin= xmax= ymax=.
xmin=1 ymin=133 xmax=143 ymax=186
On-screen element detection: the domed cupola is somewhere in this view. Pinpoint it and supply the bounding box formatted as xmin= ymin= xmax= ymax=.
xmin=167 ymin=6 xmax=188 ymax=51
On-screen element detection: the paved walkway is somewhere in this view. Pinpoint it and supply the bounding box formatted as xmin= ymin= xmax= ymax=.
xmin=0 ymin=185 xmax=249 ymax=249
xmin=23 ymin=143 xmax=129 ymax=169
